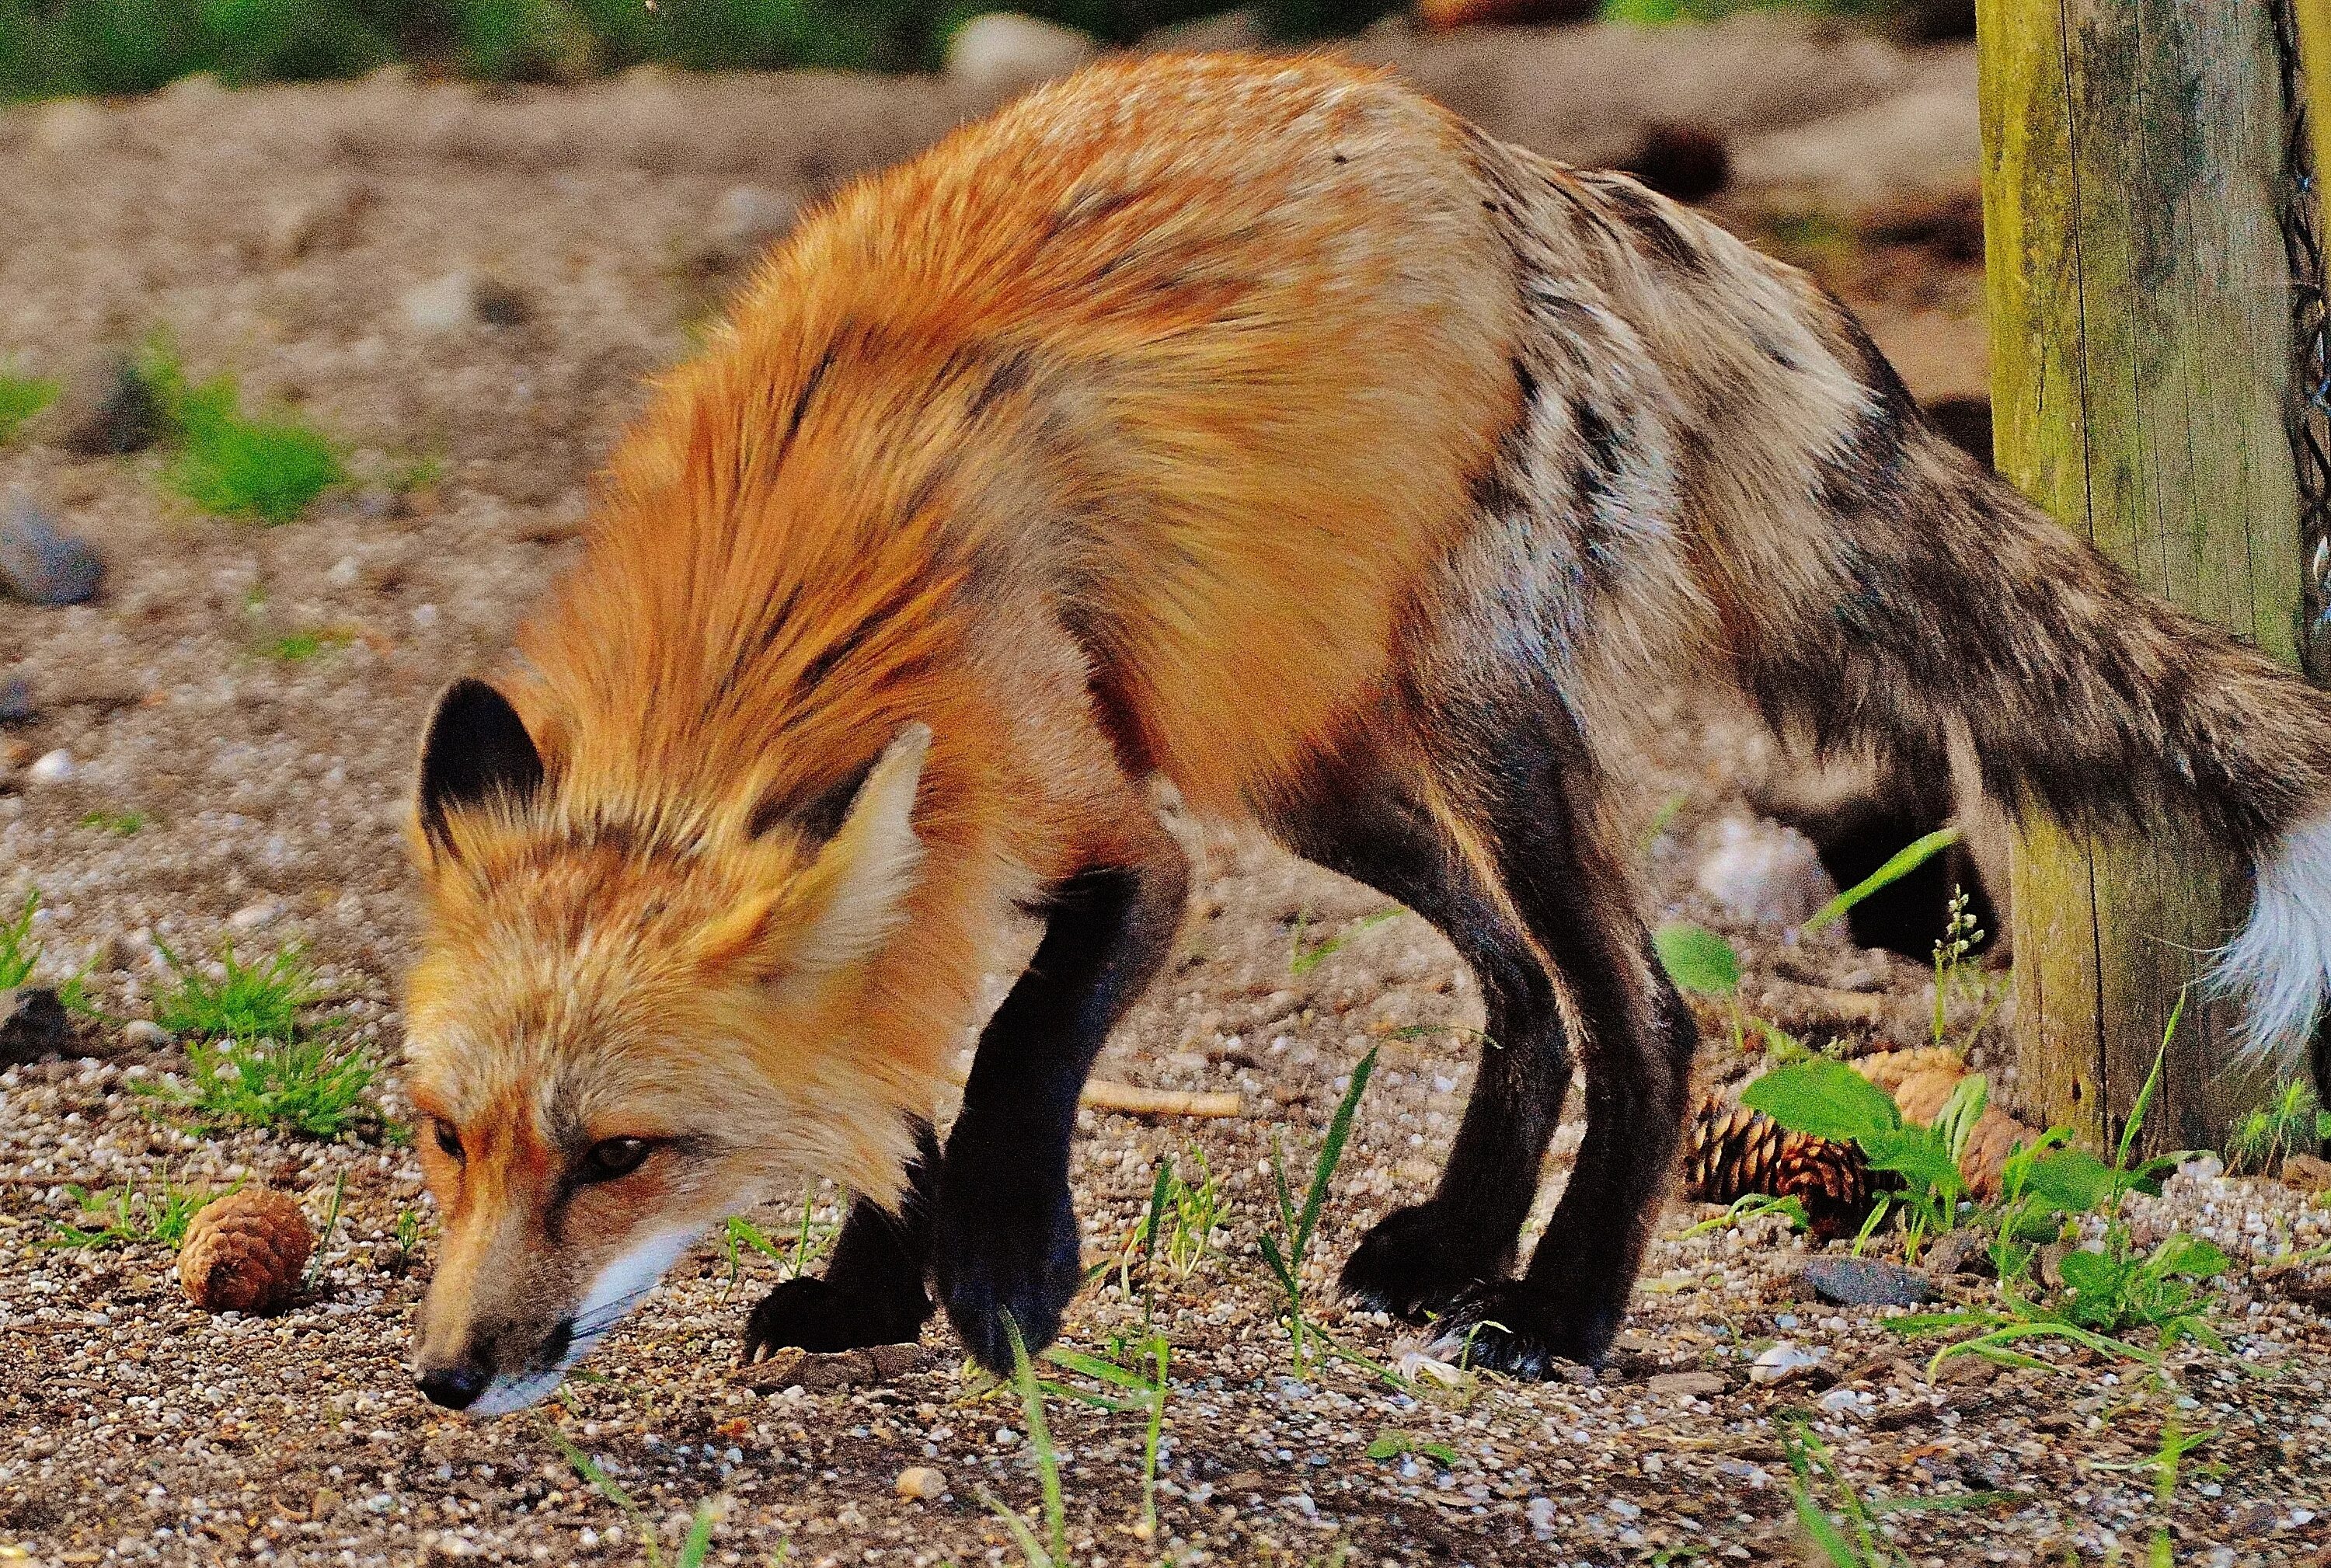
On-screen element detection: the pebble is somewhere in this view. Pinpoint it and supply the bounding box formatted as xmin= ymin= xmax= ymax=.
xmin=1749 ymin=1343 xmax=1822 ymax=1385
xmin=946 ymin=12 xmax=1101 ymax=103
xmin=1798 ymin=1256 xmax=1938 ymax=1308
xmin=1646 ymin=1370 xmax=1726 ymax=1399
xmin=265 ymin=179 xmax=374 ymax=265
xmin=30 ymin=99 xmax=109 ymax=156
xmin=0 ymin=678 xmax=33 ymax=725
xmin=2 ymin=493 xmax=105 ymax=605
xmin=122 ymin=1019 xmax=173 ymax=1050
xmin=27 ymin=748 xmax=75 ymax=786
xmin=893 ymin=1465 xmax=946 ymax=1500
xmin=1694 ymin=816 xmax=1832 ymax=927
xmin=47 ymin=349 xmax=163 ymax=456
xmin=402 ymin=271 xmax=528 ymax=334
xmin=0 ymin=988 xmax=70 ymax=1064
xmin=228 ymin=901 xmax=283 ymax=934
xmin=702 ymin=185 xmax=801 ymax=268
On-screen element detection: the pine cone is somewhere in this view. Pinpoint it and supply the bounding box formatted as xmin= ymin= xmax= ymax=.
xmin=1853 ymin=1047 xmax=1966 ymax=1096
xmin=1891 ymin=1067 xmax=1967 ymax=1127
xmin=178 ymin=1188 xmax=313 ymax=1314
xmin=1681 ymin=1096 xmax=1876 ymax=1240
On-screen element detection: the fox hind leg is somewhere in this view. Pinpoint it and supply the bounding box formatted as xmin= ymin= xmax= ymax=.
xmin=1412 ymin=691 xmax=1698 ymax=1373
xmin=1260 ymin=730 xmax=1576 ymax=1322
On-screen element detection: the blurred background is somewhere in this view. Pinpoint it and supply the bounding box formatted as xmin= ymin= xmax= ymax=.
xmin=0 ymin=0 xmax=1970 ymax=92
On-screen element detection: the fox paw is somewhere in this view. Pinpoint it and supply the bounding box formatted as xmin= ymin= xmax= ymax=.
xmin=741 ymin=1276 xmax=929 ymax=1362
xmin=1423 ymin=1281 xmax=1621 ymax=1380
xmin=932 ymin=1184 xmax=1082 ymax=1374
xmin=1339 ymin=1204 xmax=1500 ymax=1322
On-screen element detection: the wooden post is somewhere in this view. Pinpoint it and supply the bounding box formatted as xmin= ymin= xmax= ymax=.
xmin=1977 ymin=1 xmax=2302 ymax=1154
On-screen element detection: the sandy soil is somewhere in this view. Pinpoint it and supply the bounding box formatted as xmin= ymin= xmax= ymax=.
xmin=2 ymin=16 xmax=2326 ymax=1568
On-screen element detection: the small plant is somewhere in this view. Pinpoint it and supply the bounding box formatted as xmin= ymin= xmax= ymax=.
xmin=1289 ymin=907 xmax=1401 ymax=977
xmin=1365 ymin=1430 xmax=1458 ymax=1466
xmin=1043 ymin=1337 xmax=1171 ymax=1542
xmin=1782 ymin=1422 xmax=1904 ymax=1568
xmin=305 ymin=1171 xmax=349 ymax=1290
xmin=149 ymin=941 xmax=322 ymax=1042
xmin=2227 ymin=1078 xmax=2331 ymax=1176
xmin=143 ymin=1035 xmax=378 ymax=1139
xmin=541 ymin=1417 xmax=724 ymax=1568
xmin=1118 ymin=1145 xmax=1226 ymax=1294
xmin=1801 ymin=827 xmax=1961 ymax=936
xmin=1929 ymin=885 xmax=1998 ymax=1047
xmin=45 ymin=1172 xmax=235 ymax=1251
xmin=1654 ymin=920 xmax=1747 ymax=1051
xmin=141 ymin=343 xmax=344 ymax=524
xmin=1676 ymin=1192 xmax=1809 ymax=1241
xmin=78 ymin=808 xmax=148 ymax=838
xmin=979 ymin=1315 xmax=1068 ymax=1568
xmin=1742 ymin=1058 xmax=1984 ymax=1260
xmin=0 ymin=367 xmax=57 ymax=442
xmin=2091 ymin=1412 xmax=2218 ymax=1505
xmin=1259 ymin=1047 xmax=1378 ymax=1375
xmin=720 ymin=1190 xmax=836 ymax=1295
xmin=0 ymin=889 xmax=89 ymax=1009
xmin=263 ymin=627 xmax=356 ymax=664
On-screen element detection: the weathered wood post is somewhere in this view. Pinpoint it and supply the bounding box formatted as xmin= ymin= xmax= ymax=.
xmin=1977 ymin=1 xmax=2308 ymax=1152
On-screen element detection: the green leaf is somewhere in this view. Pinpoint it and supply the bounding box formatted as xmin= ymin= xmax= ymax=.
xmin=1740 ymin=1061 xmax=1903 ymax=1143
xmin=1801 ymin=827 xmax=1959 ymax=935
xmin=2022 ymin=1148 xmax=2120 ymax=1216
xmin=1654 ymin=922 xmax=1741 ymax=998
xmin=1861 ymin=1127 xmax=1962 ymax=1197
xmin=2150 ymin=1234 xmax=2229 ymax=1280
xmin=2055 ymin=1246 xmax=2120 ymax=1299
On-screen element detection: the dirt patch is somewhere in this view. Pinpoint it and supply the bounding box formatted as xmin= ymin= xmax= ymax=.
xmin=2 ymin=24 xmax=2326 ymax=1568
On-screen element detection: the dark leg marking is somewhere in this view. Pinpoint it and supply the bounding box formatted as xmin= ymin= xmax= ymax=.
xmin=933 ymin=854 xmax=1187 ymax=1372
xmin=1258 ymin=733 xmax=1574 ymax=1323
xmin=742 ymin=1122 xmax=939 ymax=1361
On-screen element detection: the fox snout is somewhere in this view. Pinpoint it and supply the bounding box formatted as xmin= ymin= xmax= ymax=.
xmin=415 ymin=1312 xmax=580 ymax=1412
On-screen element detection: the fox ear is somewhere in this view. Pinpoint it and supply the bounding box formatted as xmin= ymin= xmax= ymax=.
xmin=417 ymin=678 xmax=545 ymax=850
xmin=790 ymin=722 xmax=932 ymax=973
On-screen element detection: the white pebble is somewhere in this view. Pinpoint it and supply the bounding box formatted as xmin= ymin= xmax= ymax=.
xmin=27 ymin=748 xmax=74 ymax=786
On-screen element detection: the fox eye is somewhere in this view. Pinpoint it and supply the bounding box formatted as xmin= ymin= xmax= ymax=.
xmin=431 ymin=1118 xmax=464 ymax=1163
xmin=580 ymin=1137 xmax=654 ymax=1183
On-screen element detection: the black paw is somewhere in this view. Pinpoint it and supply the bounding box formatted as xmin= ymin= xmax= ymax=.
xmin=1338 ymin=1204 xmax=1503 ymax=1322
xmin=741 ymin=1275 xmax=929 ymax=1363
xmin=932 ymin=1182 xmax=1082 ymax=1374
xmin=1423 ymin=1281 xmax=1622 ymax=1379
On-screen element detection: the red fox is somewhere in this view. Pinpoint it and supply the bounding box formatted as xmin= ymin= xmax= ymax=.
xmin=404 ymin=54 xmax=2331 ymax=1414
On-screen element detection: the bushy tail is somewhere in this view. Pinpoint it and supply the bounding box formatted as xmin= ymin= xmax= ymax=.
xmin=1730 ymin=421 xmax=2331 ymax=1068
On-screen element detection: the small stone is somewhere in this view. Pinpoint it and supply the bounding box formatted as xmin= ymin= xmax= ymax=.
xmin=472 ymin=277 xmax=532 ymax=327
xmin=1920 ymin=1228 xmax=1992 ymax=1278
xmin=1818 ymin=1385 xmax=1863 ymax=1414
xmin=27 ymin=748 xmax=75 ymax=786
xmin=946 ymin=13 xmax=1101 ymax=103
xmin=737 ymin=1346 xmax=870 ymax=1391
xmin=402 ymin=272 xmax=482 ymax=335
xmin=1798 ymin=1256 xmax=1939 ymax=1309
xmin=228 ymin=901 xmax=283 ymax=934
xmin=123 ymin=1019 xmax=172 ymax=1050
xmin=894 ymin=1465 xmax=946 ymax=1500
xmin=1750 ymin=1343 xmax=1822 ymax=1385
xmin=47 ymin=350 xmax=163 ymax=456
xmin=326 ymin=556 xmax=362 ymax=588
xmin=866 ymin=1340 xmax=932 ymax=1382
xmin=1935 ymin=1352 xmax=1999 ymax=1387
xmin=0 ymin=678 xmax=33 ymax=725
xmin=0 ymin=988 xmax=71 ymax=1065
xmin=1646 ymin=1370 xmax=1727 ymax=1399
xmin=2179 ymin=1152 xmax=2225 ymax=1181
xmin=2 ymin=493 xmax=105 ymax=605
xmin=1695 ymin=816 xmax=1834 ymax=927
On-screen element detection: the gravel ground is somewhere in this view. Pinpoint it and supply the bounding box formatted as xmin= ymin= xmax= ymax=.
xmin=3 ymin=21 xmax=2329 ymax=1568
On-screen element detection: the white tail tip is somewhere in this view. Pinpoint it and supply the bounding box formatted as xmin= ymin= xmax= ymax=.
xmin=2216 ymin=808 xmax=2331 ymax=1067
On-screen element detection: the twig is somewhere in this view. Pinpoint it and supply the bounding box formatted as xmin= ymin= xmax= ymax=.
xmin=944 ymin=1068 xmax=1241 ymax=1120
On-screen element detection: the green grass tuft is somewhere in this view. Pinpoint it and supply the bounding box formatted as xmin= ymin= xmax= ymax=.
xmin=150 ymin=941 xmax=320 ymax=1042
xmin=0 ymin=888 xmax=90 ymax=1009
xmin=78 ymin=808 xmax=148 ymax=838
xmin=0 ymin=368 xmax=57 ymax=442
xmin=46 ymin=1171 xmax=236 ymax=1250
xmin=138 ymin=343 xmax=343 ymax=524
xmin=263 ymin=627 xmax=354 ymax=664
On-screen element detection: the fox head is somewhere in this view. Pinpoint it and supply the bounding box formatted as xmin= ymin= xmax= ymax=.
xmin=401 ymin=678 xmax=936 ymax=1415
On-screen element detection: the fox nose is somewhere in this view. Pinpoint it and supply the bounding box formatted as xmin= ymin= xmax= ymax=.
xmin=416 ymin=1361 xmax=488 ymax=1411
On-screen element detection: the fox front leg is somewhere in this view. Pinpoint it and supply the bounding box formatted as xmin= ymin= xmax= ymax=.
xmin=933 ymin=855 xmax=1186 ymax=1372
